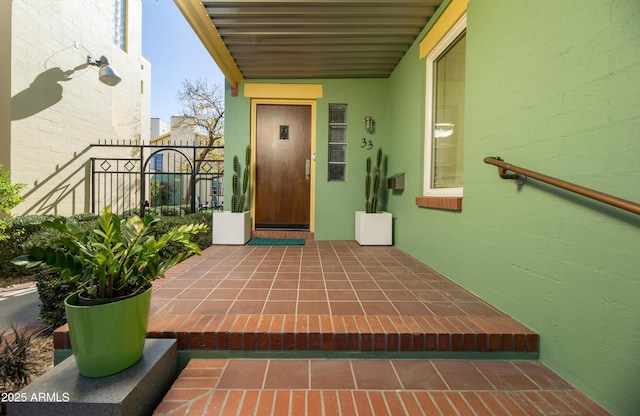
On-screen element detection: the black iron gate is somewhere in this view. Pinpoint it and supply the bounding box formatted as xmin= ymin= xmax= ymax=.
xmin=90 ymin=140 xmax=224 ymax=217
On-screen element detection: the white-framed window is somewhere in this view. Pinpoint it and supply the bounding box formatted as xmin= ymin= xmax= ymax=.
xmin=424 ymin=15 xmax=466 ymax=197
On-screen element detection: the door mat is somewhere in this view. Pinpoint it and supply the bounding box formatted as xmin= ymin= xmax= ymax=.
xmin=248 ymin=238 xmax=305 ymax=246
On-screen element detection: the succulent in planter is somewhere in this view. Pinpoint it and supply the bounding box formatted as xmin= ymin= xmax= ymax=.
xmin=365 ymin=147 xmax=383 ymax=213
xmin=13 ymin=205 xmax=208 ymax=301
xmin=357 ymin=147 xmax=392 ymax=245
xmin=213 ymin=144 xmax=251 ymax=245
xmin=231 ymin=144 xmax=251 ymax=213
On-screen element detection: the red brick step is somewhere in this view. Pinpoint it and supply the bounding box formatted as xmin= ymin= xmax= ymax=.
xmin=154 ymin=358 xmax=610 ymax=415
xmin=54 ymin=314 xmax=538 ymax=354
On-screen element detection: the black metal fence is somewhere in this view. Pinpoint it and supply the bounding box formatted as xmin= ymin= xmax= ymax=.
xmin=90 ymin=140 xmax=224 ymax=217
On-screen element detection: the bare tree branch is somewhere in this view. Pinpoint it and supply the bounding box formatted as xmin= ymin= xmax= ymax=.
xmin=174 ymin=78 xmax=225 ymax=205
xmin=175 ymin=77 xmax=224 ymax=147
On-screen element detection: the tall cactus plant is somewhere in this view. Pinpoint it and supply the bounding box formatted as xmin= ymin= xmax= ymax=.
xmin=231 ymin=144 xmax=251 ymax=213
xmin=365 ymin=147 xmax=383 ymax=213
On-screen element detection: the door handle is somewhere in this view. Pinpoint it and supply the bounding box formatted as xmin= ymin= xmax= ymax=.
xmin=305 ymin=159 xmax=310 ymax=179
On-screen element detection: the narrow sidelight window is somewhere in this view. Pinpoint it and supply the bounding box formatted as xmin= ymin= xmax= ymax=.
xmin=328 ymin=104 xmax=347 ymax=181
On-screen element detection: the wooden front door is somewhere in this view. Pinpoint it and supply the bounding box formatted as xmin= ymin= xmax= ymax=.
xmin=255 ymin=104 xmax=311 ymax=229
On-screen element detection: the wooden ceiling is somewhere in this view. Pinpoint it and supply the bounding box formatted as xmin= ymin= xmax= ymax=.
xmin=196 ymin=0 xmax=444 ymax=80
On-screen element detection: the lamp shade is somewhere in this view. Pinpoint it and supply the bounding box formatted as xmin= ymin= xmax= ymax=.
xmin=97 ymin=56 xmax=121 ymax=86
xmin=98 ymin=65 xmax=121 ymax=86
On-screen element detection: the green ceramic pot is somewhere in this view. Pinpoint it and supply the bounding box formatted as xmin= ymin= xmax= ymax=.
xmin=64 ymin=286 xmax=151 ymax=378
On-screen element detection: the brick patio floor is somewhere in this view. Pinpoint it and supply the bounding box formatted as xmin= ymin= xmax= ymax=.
xmin=53 ymin=240 xmax=610 ymax=415
xmin=146 ymin=241 xmax=538 ymax=354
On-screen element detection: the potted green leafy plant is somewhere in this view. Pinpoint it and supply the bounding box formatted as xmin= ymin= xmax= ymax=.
xmin=212 ymin=144 xmax=252 ymax=244
xmin=355 ymin=147 xmax=392 ymax=245
xmin=13 ymin=206 xmax=207 ymax=377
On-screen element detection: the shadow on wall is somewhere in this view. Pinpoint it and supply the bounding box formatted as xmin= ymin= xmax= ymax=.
xmin=10 ymin=50 xmax=102 ymax=214
xmin=11 ymin=64 xmax=86 ymax=120
xmin=18 ymin=146 xmax=92 ymax=215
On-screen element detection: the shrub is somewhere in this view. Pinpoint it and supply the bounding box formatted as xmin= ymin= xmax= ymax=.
xmin=0 ymin=165 xmax=27 ymax=244
xmin=0 ymin=215 xmax=61 ymax=278
xmin=35 ymin=271 xmax=79 ymax=328
xmin=0 ymin=165 xmax=26 ymax=215
xmin=160 ymin=206 xmax=183 ymax=216
xmin=0 ymin=324 xmax=33 ymax=391
xmin=150 ymin=212 xmax=212 ymax=258
xmin=67 ymin=212 xmax=98 ymax=223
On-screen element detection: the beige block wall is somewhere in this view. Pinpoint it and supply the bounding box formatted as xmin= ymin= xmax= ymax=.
xmin=141 ymin=56 xmax=151 ymax=145
xmin=8 ymin=0 xmax=149 ymax=216
xmin=0 ymin=1 xmax=11 ymax=173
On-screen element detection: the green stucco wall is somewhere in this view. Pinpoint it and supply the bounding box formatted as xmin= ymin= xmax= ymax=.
xmin=314 ymin=79 xmax=389 ymax=238
xmin=223 ymin=80 xmax=251 ymax=210
xmin=386 ymin=1 xmax=640 ymax=415
xmin=224 ymin=78 xmax=389 ymax=237
xmin=224 ymin=1 xmax=639 ymax=413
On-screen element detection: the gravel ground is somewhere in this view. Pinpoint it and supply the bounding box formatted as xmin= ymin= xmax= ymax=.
xmin=24 ymin=332 xmax=54 ymax=380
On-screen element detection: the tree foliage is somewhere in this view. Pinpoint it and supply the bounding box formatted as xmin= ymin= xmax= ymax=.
xmin=0 ymin=164 xmax=27 ymax=242
xmin=0 ymin=164 xmax=26 ymax=215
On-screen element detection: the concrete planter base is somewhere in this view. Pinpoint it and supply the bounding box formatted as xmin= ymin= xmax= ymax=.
xmin=7 ymin=339 xmax=177 ymax=416
xmin=355 ymin=211 xmax=392 ymax=245
xmin=212 ymin=211 xmax=251 ymax=245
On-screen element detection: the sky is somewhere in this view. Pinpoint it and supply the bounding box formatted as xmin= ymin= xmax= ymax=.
xmin=142 ymin=0 xmax=225 ymax=122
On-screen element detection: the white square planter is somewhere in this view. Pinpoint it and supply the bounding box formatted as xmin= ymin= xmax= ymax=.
xmin=355 ymin=211 xmax=392 ymax=245
xmin=212 ymin=211 xmax=251 ymax=245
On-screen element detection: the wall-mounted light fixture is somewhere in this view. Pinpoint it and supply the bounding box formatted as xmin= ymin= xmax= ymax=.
xmin=364 ymin=116 xmax=374 ymax=134
xmin=434 ymin=122 xmax=454 ymax=138
xmin=87 ymin=55 xmax=121 ymax=86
